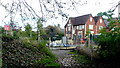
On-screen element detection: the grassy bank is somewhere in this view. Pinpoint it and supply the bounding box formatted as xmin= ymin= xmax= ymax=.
xmin=70 ymin=50 xmax=92 ymax=64
xmin=2 ymin=36 xmax=61 ymax=67
xmin=70 ymin=49 xmax=120 ymax=68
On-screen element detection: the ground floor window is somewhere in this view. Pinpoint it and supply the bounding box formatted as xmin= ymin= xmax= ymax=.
xmin=99 ymin=26 xmax=103 ymax=30
xmin=90 ymin=31 xmax=94 ymax=34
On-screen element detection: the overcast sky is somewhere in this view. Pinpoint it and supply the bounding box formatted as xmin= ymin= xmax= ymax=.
xmin=0 ymin=0 xmax=120 ymax=29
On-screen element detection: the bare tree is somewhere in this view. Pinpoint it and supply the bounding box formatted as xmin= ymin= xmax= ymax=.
xmin=0 ymin=0 xmax=89 ymax=39
xmin=0 ymin=0 xmax=88 ymax=24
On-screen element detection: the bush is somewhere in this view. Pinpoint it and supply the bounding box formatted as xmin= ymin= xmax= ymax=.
xmin=96 ymin=33 xmax=120 ymax=58
xmin=70 ymin=51 xmax=91 ymax=64
xmin=95 ymin=19 xmax=120 ymax=58
xmin=2 ymin=35 xmax=18 ymax=42
xmin=2 ymin=37 xmax=60 ymax=67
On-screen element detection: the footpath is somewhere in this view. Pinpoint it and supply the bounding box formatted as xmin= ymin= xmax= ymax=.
xmin=52 ymin=50 xmax=80 ymax=67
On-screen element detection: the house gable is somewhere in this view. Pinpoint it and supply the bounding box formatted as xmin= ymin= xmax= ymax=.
xmin=65 ymin=14 xmax=92 ymax=27
xmin=85 ymin=16 xmax=96 ymax=34
xmin=72 ymin=14 xmax=92 ymax=26
xmin=95 ymin=17 xmax=106 ymax=27
xmin=94 ymin=16 xmax=106 ymax=34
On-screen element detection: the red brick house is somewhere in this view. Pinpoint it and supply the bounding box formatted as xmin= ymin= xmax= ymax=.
xmin=93 ymin=16 xmax=106 ymax=34
xmin=64 ymin=14 xmax=106 ymax=40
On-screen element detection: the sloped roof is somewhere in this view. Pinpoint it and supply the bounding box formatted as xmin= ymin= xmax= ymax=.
xmin=93 ymin=16 xmax=101 ymax=23
xmin=71 ymin=14 xmax=92 ymax=25
xmin=65 ymin=14 xmax=92 ymax=27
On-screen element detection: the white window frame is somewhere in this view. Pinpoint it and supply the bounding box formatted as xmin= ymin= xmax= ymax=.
xmin=90 ymin=31 xmax=94 ymax=34
xmin=100 ymin=19 xmax=102 ymax=23
xmin=68 ymin=24 xmax=71 ymax=26
xmin=90 ymin=17 xmax=92 ymax=22
xmin=77 ymin=26 xmax=79 ymax=29
xmin=79 ymin=25 xmax=84 ymax=30
xmin=89 ymin=25 xmax=93 ymax=29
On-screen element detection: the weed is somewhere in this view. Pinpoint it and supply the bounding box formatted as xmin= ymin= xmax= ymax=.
xmin=70 ymin=50 xmax=92 ymax=64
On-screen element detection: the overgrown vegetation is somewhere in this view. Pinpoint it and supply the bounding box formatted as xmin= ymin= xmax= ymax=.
xmin=95 ymin=11 xmax=120 ymax=59
xmin=95 ymin=20 xmax=120 ymax=58
xmin=1 ymin=19 xmax=61 ymax=67
xmin=70 ymin=51 xmax=92 ymax=64
xmin=2 ymin=35 xmax=60 ymax=67
xmin=69 ymin=50 xmax=97 ymax=68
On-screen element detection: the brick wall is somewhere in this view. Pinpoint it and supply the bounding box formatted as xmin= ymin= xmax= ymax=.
xmin=95 ymin=17 xmax=106 ymax=34
xmin=86 ymin=16 xmax=96 ymax=35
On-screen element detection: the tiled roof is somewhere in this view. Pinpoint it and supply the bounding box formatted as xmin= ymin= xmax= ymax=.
xmin=65 ymin=14 xmax=92 ymax=28
xmin=71 ymin=14 xmax=92 ymax=26
xmin=93 ymin=16 xmax=101 ymax=23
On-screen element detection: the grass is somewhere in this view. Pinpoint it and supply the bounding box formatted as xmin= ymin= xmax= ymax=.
xmin=38 ymin=56 xmax=61 ymax=67
xmin=69 ymin=50 xmax=92 ymax=64
xmin=75 ymin=55 xmax=91 ymax=64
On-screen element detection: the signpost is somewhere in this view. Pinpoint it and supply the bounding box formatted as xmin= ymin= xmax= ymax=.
xmin=4 ymin=25 xmax=10 ymax=31
xmin=4 ymin=25 xmax=10 ymax=35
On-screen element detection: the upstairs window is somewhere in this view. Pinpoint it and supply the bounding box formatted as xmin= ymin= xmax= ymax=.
xmin=100 ymin=19 xmax=102 ymax=23
xmin=79 ymin=25 xmax=84 ymax=30
xmin=89 ymin=25 xmax=93 ymax=29
xmin=67 ymin=24 xmax=71 ymax=27
xmin=77 ymin=26 xmax=79 ymax=29
xmin=90 ymin=17 xmax=92 ymax=22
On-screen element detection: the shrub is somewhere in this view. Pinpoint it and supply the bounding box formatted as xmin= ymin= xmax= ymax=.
xmin=2 ymin=37 xmax=60 ymax=67
xmin=2 ymin=35 xmax=18 ymax=42
xmin=95 ymin=19 xmax=120 ymax=58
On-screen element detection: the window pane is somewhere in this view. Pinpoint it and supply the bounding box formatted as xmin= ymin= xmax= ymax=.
xmin=100 ymin=19 xmax=102 ymax=23
xmin=89 ymin=25 xmax=93 ymax=29
xmin=68 ymin=24 xmax=71 ymax=26
xmin=90 ymin=17 xmax=92 ymax=22
xmin=90 ymin=31 xmax=94 ymax=34
xmin=79 ymin=25 xmax=84 ymax=30
xmin=68 ymin=27 xmax=71 ymax=31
